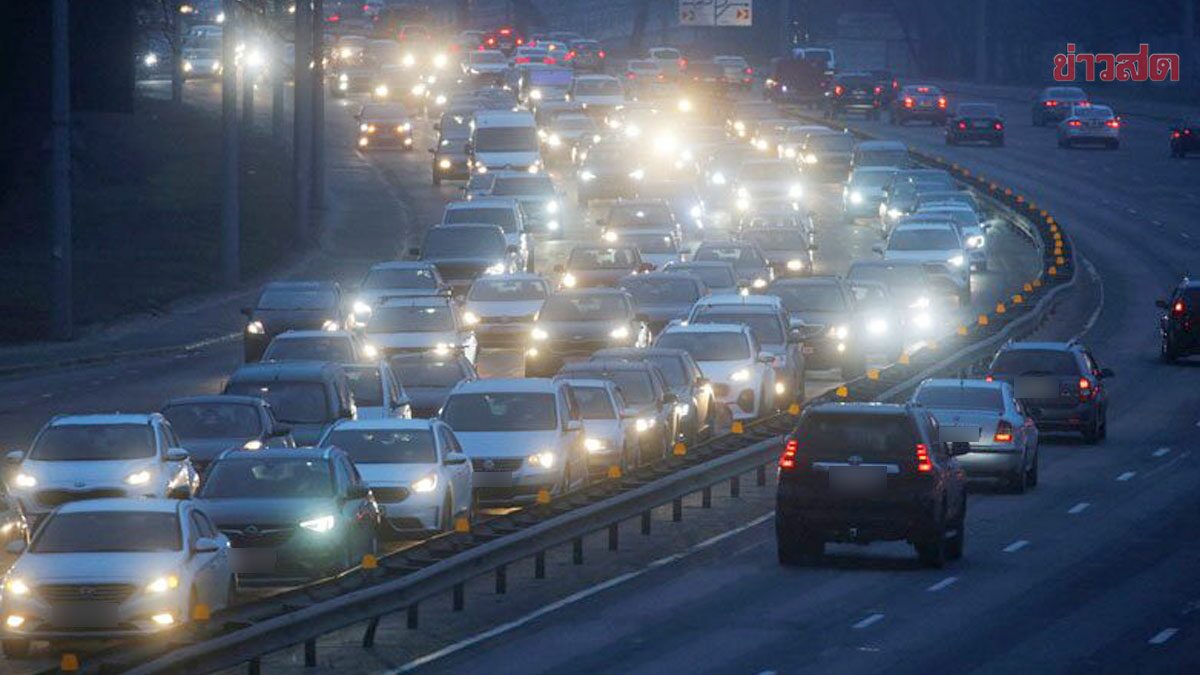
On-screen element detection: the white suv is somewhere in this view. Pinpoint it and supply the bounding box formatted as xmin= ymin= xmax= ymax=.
xmin=655 ymin=323 xmax=778 ymax=421
xmin=875 ymin=221 xmax=971 ymax=305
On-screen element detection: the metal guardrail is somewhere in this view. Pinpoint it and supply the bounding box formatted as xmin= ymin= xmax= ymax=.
xmin=34 ymin=111 xmax=1078 ymax=675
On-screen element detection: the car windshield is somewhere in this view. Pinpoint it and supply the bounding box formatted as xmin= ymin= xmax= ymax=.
xmin=573 ymin=370 xmax=653 ymax=405
xmin=656 ymin=332 xmax=750 ymax=361
xmin=640 ymin=355 xmax=688 ymax=387
xmin=745 ymin=229 xmax=808 ymax=250
xmin=440 ymin=116 xmax=472 ymax=138
xmin=991 ymin=350 xmax=1079 ymax=376
xmin=800 ymin=49 xmax=832 ymax=66
xmin=474 ymin=126 xmax=539 ymax=152
xmin=665 ymin=265 xmax=735 ymax=289
xmin=442 ymin=392 xmax=558 ymax=431
xmin=771 ymin=283 xmax=847 ymax=312
xmin=472 ymin=52 xmax=506 ymax=64
xmin=957 ymin=104 xmax=998 ymax=117
xmin=798 ymin=412 xmax=918 ymax=463
xmin=469 ymin=278 xmax=547 ymax=301
xmin=29 ymin=425 xmax=155 ymax=461
xmin=848 ymin=264 xmax=929 ymax=294
xmin=264 ymin=336 xmax=354 ymax=363
xmin=569 ymin=386 xmax=617 ymax=419
xmin=491 ymin=176 xmax=555 ymax=196
xmin=389 ymin=358 xmax=469 ymax=387
xmin=258 ymin=288 xmax=335 ymax=310
xmin=422 ymin=227 xmax=505 ymax=258
xmin=225 ymin=382 xmax=330 ymax=424
xmin=200 ymin=457 xmax=335 ymax=498
xmin=363 ymin=267 xmax=437 ymax=290
xmin=696 ymin=246 xmax=763 ymax=267
xmin=322 ymin=428 xmax=436 ymax=463
xmin=163 ymin=403 xmax=262 ymax=440
xmin=568 ymin=248 xmax=638 ymax=269
xmin=850 ymin=170 xmax=897 ymax=188
xmin=445 ymin=207 xmax=518 ymax=233
xmin=888 ymin=228 xmax=960 ymax=251
xmin=856 ymin=150 xmax=906 ymax=167
xmin=622 ymin=233 xmax=678 ymax=254
xmin=808 ymin=134 xmax=855 ymax=151
xmin=622 ymin=277 xmax=698 ymax=304
xmin=343 ymin=367 xmax=384 ymax=406
xmin=693 ymin=312 xmax=784 ymax=346
xmin=540 ymin=294 xmax=628 ymax=320
xmin=739 ymin=163 xmax=793 ymax=180
xmin=368 ymin=305 xmax=456 ymax=332
xmin=32 ymin=512 xmax=181 ymax=553
xmin=915 ymin=386 xmax=1004 ymax=411
xmin=608 ymin=204 xmax=672 ymax=228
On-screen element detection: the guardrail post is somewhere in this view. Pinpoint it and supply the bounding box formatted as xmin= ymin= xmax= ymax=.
xmin=573 ymin=537 xmax=584 ymax=564
xmin=672 ymin=497 xmax=683 ymax=521
xmin=407 ymin=603 xmax=419 ymax=629
xmin=249 ymin=658 xmax=261 ymax=675
xmin=730 ymin=475 xmax=741 ymax=497
xmin=757 ymin=464 xmax=767 ymax=486
xmin=453 ymin=583 xmax=465 ymax=611
xmin=702 ymin=486 xmax=712 ymax=508
xmin=535 ymin=551 xmax=546 ymax=578
xmin=304 ymin=638 xmax=316 ymax=667
xmin=608 ymin=523 xmax=619 ymax=551
xmin=641 ymin=510 xmax=651 ymax=535
xmin=496 ymin=564 xmax=507 ymax=594
xmin=362 ymin=616 xmax=380 ymax=648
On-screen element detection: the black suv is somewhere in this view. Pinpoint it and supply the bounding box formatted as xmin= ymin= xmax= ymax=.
xmin=776 ymin=402 xmax=968 ymax=567
xmin=986 ymin=341 xmax=1113 ymax=443
xmin=1158 ymin=278 xmax=1200 ymax=361
xmin=825 ymin=73 xmax=883 ymax=120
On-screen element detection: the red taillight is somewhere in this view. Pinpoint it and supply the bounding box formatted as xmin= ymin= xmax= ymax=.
xmin=1172 ymin=300 xmax=1186 ymax=318
xmin=515 ymin=56 xmax=530 ymax=63
xmin=1185 ymin=129 xmax=1193 ymax=135
xmin=915 ymin=443 xmax=932 ymax=473
xmin=477 ymin=45 xmax=485 ymax=51
xmin=994 ymin=122 xmax=1004 ymax=130
xmin=679 ymin=58 xmax=688 ymax=68
xmin=937 ymin=96 xmax=947 ymax=109
xmin=450 ymin=44 xmax=460 ymax=53
xmin=874 ymin=86 xmax=883 ymax=95
xmin=327 ymin=13 xmax=339 ymax=22
xmin=598 ymin=50 xmax=606 ymax=59
xmin=917 ymin=86 xmax=930 ymax=93
xmin=1045 ymin=100 xmax=1057 ymax=107
xmin=744 ymin=67 xmax=753 ymax=74
xmin=545 ymin=56 xmax=556 ymax=65
xmin=1105 ymin=119 xmax=1120 ymax=128
xmin=993 ymin=420 xmax=1014 ymax=443
xmin=500 ymin=28 xmax=511 ymax=35
xmin=487 ymin=37 xmax=496 ymax=45
xmin=985 ymin=375 xmax=994 ymax=383
xmin=516 ymin=38 xmax=524 ymax=45
xmin=1078 ymin=377 xmax=1094 ymax=401
xmin=958 ymin=121 xmax=967 ymax=130
xmin=779 ymin=438 xmax=799 ymax=470
xmin=892 ymin=79 xmax=899 ymax=89
xmin=1078 ymin=100 xmax=1091 ymax=107
xmin=903 ymin=96 xmax=914 ymax=108
xmin=565 ymin=50 xmax=576 ymax=60
xmin=834 ymin=85 xmax=844 ymax=96
xmin=1173 ymin=131 xmax=1182 ymax=138
xmin=1068 ymin=119 xmax=1082 ymax=127
xmin=626 ymin=72 xmax=636 ymax=79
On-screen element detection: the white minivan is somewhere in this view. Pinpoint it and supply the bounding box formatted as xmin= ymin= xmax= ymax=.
xmin=469 ymin=110 xmax=543 ymax=175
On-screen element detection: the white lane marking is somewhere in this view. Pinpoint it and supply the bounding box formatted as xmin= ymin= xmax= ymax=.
xmin=1068 ymin=502 xmax=1091 ymax=514
xmin=390 ymin=512 xmax=776 ymax=672
xmin=853 ymin=613 xmax=885 ymax=629
xmin=927 ymin=576 xmax=958 ymax=592
xmin=1182 ymin=232 xmax=1192 ymax=240
xmin=1148 ymin=628 xmax=1178 ymax=645
xmin=1075 ymin=257 xmax=1104 ymax=340
xmin=1004 ymin=540 xmax=1030 ymax=553
xmin=1153 ymin=447 xmax=1171 ymax=458
xmin=1116 ymin=471 xmax=1136 ymax=482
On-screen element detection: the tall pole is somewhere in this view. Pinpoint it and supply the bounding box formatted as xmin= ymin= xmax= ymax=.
xmin=293 ymin=0 xmax=313 ymax=242
xmin=974 ymin=0 xmax=987 ymax=82
xmin=310 ymin=0 xmax=326 ymax=215
xmin=220 ymin=0 xmax=240 ymax=287
xmin=50 ymin=0 xmax=73 ymax=340
xmin=271 ymin=0 xmax=285 ymax=145
xmin=172 ymin=3 xmax=184 ymax=104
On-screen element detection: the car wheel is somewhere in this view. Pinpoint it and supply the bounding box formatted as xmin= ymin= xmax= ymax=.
xmin=775 ymin=514 xmax=822 ymax=566
xmin=946 ymin=499 xmax=966 ymax=561
xmin=2 ymin=639 xmax=31 ymax=660
xmin=1026 ymin=450 xmax=1039 ymax=487
xmin=915 ymin=506 xmax=947 ymax=568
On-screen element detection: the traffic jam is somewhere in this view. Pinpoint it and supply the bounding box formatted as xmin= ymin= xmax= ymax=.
xmin=5 ymin=8 xmax=1198 ymax=666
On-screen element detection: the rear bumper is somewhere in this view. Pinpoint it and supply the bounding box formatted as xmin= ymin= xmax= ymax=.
xmin=476 ymin=322 xmax=534 ymax=347
xmin=1027 ymin=403 xmax=1099 ymax=431
xmin=957 ymin=450 xmax=1024 ymax=478
xmin=776 ymin=483 xmax=938 ymax=543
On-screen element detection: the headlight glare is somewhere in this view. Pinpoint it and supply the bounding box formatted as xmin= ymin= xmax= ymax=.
xmin=730 ymin=368 xmax=750 ymax=382
xmin=528 ymin=451 xmax=556 ymax=468
xmin=300 ymin=515 xmax=336 ymax=533
xmin=609 ymin=326 xmax=630 ymax=340
xmin=146 ymin=575 xmax=179 ymax=594
xmin=13 ymin=474 xmax=36 ymax=488
xmin=411 ymin=474 xmax=438 ymax=493
xmin=125 ymin=470 xmax=152 ymax=486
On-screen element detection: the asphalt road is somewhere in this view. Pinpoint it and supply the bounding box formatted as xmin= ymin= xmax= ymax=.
xmin=404 ymin=93 xmax=1200 ymax=674
xmin=0 ymin=80 xmax=1041 ymax=672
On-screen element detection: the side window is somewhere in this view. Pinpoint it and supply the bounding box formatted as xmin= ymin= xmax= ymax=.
xmin=388 ymin=372 xmax=404 ymax=407
xmin=197 ymin=512 xmax=219 ymax=538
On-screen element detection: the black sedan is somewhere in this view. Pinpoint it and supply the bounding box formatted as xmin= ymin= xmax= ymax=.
xmin=946 ymin=102 xmax=1005 ymax=146
xmin=242 ymin=281 xmax=348 ymax=362
xmin=1169 ymin=116 xmax=1200 ymax=157
xmin=387 ymin=353 xmax=479 ymax=417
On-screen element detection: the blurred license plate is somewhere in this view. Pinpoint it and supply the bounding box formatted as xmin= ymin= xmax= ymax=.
xmin=940 ymin=425 xmax=981 ymax=443
xmin=230 ymin=548 xmax=277 ymax=574
xmin=970 ymin=121 xmax=988 ymax=129
xmin=1015 ymin=377 xmax=1059 ymax=398
xmin=802 ymin=346 xmax=816 ymax=354
xmin=830 ymin=466 xmax=887 ymax=493
xmin=52 ymin=602 xmax=118 ymax=629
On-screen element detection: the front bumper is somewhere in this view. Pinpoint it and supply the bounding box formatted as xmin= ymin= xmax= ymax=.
xmin=2 ymin=587 xmax=188 ymax=640
xmin=471 ymin=463 xmax=561 ymax=506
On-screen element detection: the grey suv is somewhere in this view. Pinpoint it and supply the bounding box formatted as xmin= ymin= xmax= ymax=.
xmin=986 ymin=340 xmax=1113 ymax=443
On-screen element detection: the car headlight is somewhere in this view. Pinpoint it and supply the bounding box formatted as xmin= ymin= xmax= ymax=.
xmin=143 ymin=53 xmax=159 ymax=67
xmin=584 ymin=437 xmax=605 ymax=452
xmin=246 ymin=320 xmax=265 ymax=335
xmin=736 ymin=197 xmax=751 ymax=211
xmin=476 ymin=164 xmax=488 ymax=174
xmin=803 ymin=153 xmax=818 ymax=164
xmin=592 ymin=134 xmax=602 ymax=143
xmin=710 ymin=172 xmax=726 ymax=185
xmin=527 ymin=164 xmax=540 ymax=174
xmin=374 ymin=84 xmax=389 ymax=97
xmin=624 ymin=124 xmax=641 ymax=138
xmin=629 ymin=168 xmax=645 ymax=181
xmin=13 ymin=473 xmax=36 ymax=488
xmin=910 ymin=296 xmax=931 ymax=309
xmin=402 ymin=53 xmax=416 ymax=67
xmin=462 ymin=311 xmax=480 ymax=326
xmin=338 ymin=73 xmax=349 ymax=83
xmin=359 ymin=123 xmax=370 ymax=133
xmin=677 ymin=98 xmax=693 ymax=112
xmin=754 ymin=138 xmax=769 ymax=151
xmin=433 ymin=53 xmax=448 ymax=69
xmin=775 ymin=382 xmax=786 ymax=395
xmin=947 ymin=254 xmax=965 ymax=267
xmin=690 ymin=205 xmax=703 ymax=219
xmin=411 ymin=83 xmax=426 ymax=96
xmin=353 ymin=300 xmax=373 ymax=316
xmin=913 ymin=311 xmax=933 ymax=329
xmin=546 ymin=200 xmax=559 ymax=214
xmin=411 ymin=474 xmax=438 ymax=493
xmin=736 ymin=187 xmax=750 ymax=199
xmin=363 ymin=343 xmax=379 ymax=359
xmin=609 ymin=326 xmax=630 ymax=340
xmin=299 ymin=515 xmax=336 ymax=533
xmin=730 ymin=368 xmax=751 ymax=382
xmin=635 ymin=417 xmax=656 ymax=433
xmin=486 ymin=263 xmax=507 ymax=275
xmin=5 ymin=579 xmax=30 ymax=596
xmin=146 ymin=575 xmax=179 ymax=594
xmin=399 ymin=122 xmax=412 ymax=132
xmin=675 ymin=403 xmax=690 ymax=417
xmin=125 ymin=470 xmax=152 ymax=486
xmin=580 ymin=170 xmax=596 ymax=181
xmin=784 ymin=147 xmax=797 ymax=158
xmin=788 ymin=184 xmax=804 ymax=199
xmin=786 ymin=259 xmax=803 ymax=271
xmin=603 ymin=231 xmax=619 ymax=243
xmin=322 ymin=319 xmax=340 ymax=331
xmin=966 ymin=235 xmax=986 ymax=249
xmin=733 ymin=121 xmax=746 ymax=133
xmin=531 ymin=327 xmax=549 ymax=341
xmin=828 ymin=324 xmax=849 ymax=340
xmin=547 ymin=133 xmax=561 ymax=147
xmin=887 ymin=208 xmax=904 ymax=220
xmin=435 ymin=94 xmax=447 ymax=105
xmin=867 ymin=318 xmax=889 ymax=335
xmin=439 ymin=158 xmax=452 ymax=169
xmin=528 ymin=451 xmax=556 ymax=468
xmin=561 ymin=272 xmax=577 ymax=287
xmin=340 ymin=47 xmax=354 ymax=59
xmin=752 ymin=278 xmax=767 ymax=289
xmin=243 ymin=439 xmax=264 ymax=450
xmin=183 ymin=60 xmax=194 ymax=72
xmin=530 ymin=88 xmax=543 ymax=100
xmin=849 ymin=191 xmax=863 ymax=204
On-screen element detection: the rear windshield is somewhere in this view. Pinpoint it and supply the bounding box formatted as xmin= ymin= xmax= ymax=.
xmin=695 ymin=245 xmax=763 ymax=266
xmin=771 ymin=282 xmax=847 ymax=312
xmin=343 ymin=367 xmax=383 ymax=406
xmin=569 ymin=386 xmax=617 ymax=419
xmin=914 ymin=386 xmax=1004 ymax=411
xmin=264 ymin=336 xmax=354 ymax=363
xmin=472 ymin=52 xmax=506 ymax=64
xmin=807 ymin=135 xmax=854 ymax=151
xmin=888 ymin=228 xmax=959 ymax=251
xmin=1047 ymin=87 xmax=1086 ymax=100
xmin=798 ymin=412 xmax=918 ymax=462
xmin=491 ymin=176 xmax=555 ymax=196
xmin=575 ymin=79 xmax=622 ymax=96
xmin=745 ymin=229 xmax=808 ymax=250
xmin=855 ymin=150 xmax=907 ymax=168
xmin=990 ymin=349 xmax=1079 ymax=376
xmin=322 ymin=428 xmax=436 ymax=463
xmin=163 ymin=403 xmax=263 ymax=440
xmin=622 ymin=233 xmax=679 ymax=254
xmin=957 ymin=103 xmax=998 ymax=117
xmin=850 ymin=170 xmax=897 ymax=188
xmin=836 ymin=76 xmax=873 ymax=88
xmin=608 ymin=204 xmax=673 ymax=228
xmin=445 ymin=207 xmax=517 ymax=232
xmin=225 ymin=381 xmax=331 ymax=425
xmin=363 ymin=267 xmax=438 ymax=290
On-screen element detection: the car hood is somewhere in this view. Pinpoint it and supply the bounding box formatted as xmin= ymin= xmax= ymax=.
xmin=475 ymin=151 xmax=540 ymax=168
xmin=581 ymin=418 xmax=624 ymax=442
xmin=466 ymin=299 xmax=543 ymax=318
xmin=693 ymin=359 xmax=758 ymax=384
xmin=787 ymin=309 xmax=849 ymax=329
xmin=356 ymin=463 xmax=441 ymax=486
xmin=884 ymin=249 xmax=964 ymax=265
xmin=19 ymin=458 xmax=163 ymax=488
xmin=639 ymin=253 xmax=682 ymax=269
xmin=762 ymin=249 xmax=809 ymax=265
xmin=12 ymin=551 xmax=186 ymax=585
xmin=454 ymin=430 xmax=565 ymax=458
xmin=194 ymin=497 xmax=342 ymax=526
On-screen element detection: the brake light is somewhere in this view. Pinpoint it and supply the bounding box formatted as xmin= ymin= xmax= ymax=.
xmin=937 ymin=96 xmax=947 ymax=109
xmin=1068 ymin=119 xmax=1082 ymax=127
xmin=993 ymin=420 xmax=1014 ymax=443
xmin=834 ymin=85 xmax=844 ymax=96
xmin=598 ymin=50 xmax=606 ymax=59
xmin=994 ymin=122 xmax=1004 ymax=130
xmin=892 ymin=79 xmax=899 ymax=89
xmin=874 ymin=86 xmax=883 ymax=95
xmin=545 ymin=56 xmax=556 ymax=65
xmin=327 ymin=13 xmax=339 ymax=22
xmin=915 ymin=443 xmax=932 ymax=473
xmin=1044 ymin=100 xmax=1057 ymax=107
xmin=779 ymin=438 xmax=799 ymax=470
xmin=917 ymin=86 xmax=930 ymax=93
xmin=1105 ymin=119 xmax=1120 ymax=128
xmin=1173 ymin=131 xmax=1182 ymax=138
xmin=487 ymin=37 xmax=496 ymax=45
xmin=516 ymin=38 xmax=524 ymax=45
xmin=500 ymin=28 xmax=511 ymax=35
xmin=958 ymin=121 xmax=967 ymax=130
xmin=515 ymin=56 xmax=530 ymax=63
xmin=1078 ymin=377 xmax=1094 ymax=401
xmin=745 ymin=67 xmax=753 ymax=74
xmin=565 ymin=50 xmax=576 ymax=60
xmin=903 ymin=96 xmax=914 ymax=108
xmin=679 ymin=58 xmax=688 ymax=68
xmin=985 ymin=375 xmax=994 ymax=383
xmin=1078 ymin=100 xmax=1091 ymax=107
xmin=1172 ymin=299 xmax=1186 ymax=318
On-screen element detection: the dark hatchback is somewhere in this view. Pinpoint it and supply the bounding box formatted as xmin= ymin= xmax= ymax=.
xmin=387 ymin=353 xmax=479 ymax=417
xmin=826 ymin=73 xmax=883 ymax=119
xmin=1159 ymin=278 xmax=1200 ymax=360
xmin=1169 ymin=117 xmax=1200 ymax=157
xmin=160 ymin=395 xmax=294 ymax=473
xmin=525 ymin=289 xmax=647 ymax=377
xmin=946 ymin=102 xmax=1005 ymax=146
xmin=242 ymin=281 xmax=347 ymax=362
xmin=592 ymin=347 xmax=716 ymax=446
xmin=412 ymin=224 xmax=514 ymax=294
xmin=776 ymin=402 xmax=968 ymax=567
xmin=620 ymin=272 xmax=708 ymax=334
xmin=986 ymin=341 xmax=1113 ymax=443
xmin=222 ymin=362 xmax=355 ymax=446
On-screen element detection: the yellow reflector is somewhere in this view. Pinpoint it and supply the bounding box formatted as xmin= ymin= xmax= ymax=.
xmin=1013 ymin=294 xmax=1024 ymax=304
xmin=1033 ymin=278 xmax=1043 ymax=288
xmin=61 ymin=654 xmax=80 ymax=672
xmin=607 ymin=464 xmax=623 ymax=478
xmin=835 ymin=386 xmax=848 ymax=398
xmin=731 ymin=421 xmax=745 ymax=434
xmin=1056 ymin=256 xmax=1065 ymax=265
xmin=787 ymin=403 xmax=801 ymax=415
xmin=978 ymin=314 xmax=990 ymax=326
xmin=672 ymin=442 xmax=687 ymax=456
xmin=1048 ymin=266 xmax=1058 ymax=276
xmin=957 ymin=325 xmax=968 ymax=336
xmin=536 ymin=489 xmax=551 ymax=504
xmin=362 ymin=554 xmax=379 ymax=569
xmin=454 ymin=517 xmax=471 ymax=534
xmin=867 ymin=369 xmax=880 ymax=380
xmin=191 ymin=603 xmax=211 ymax=621
xmin=1023 ymin=282 xmax=1033 ymax=292
xmin=996 ymin=303 xmax=1006 ymax=314
xmin=899 ymin=352 xmax=910 ymax=365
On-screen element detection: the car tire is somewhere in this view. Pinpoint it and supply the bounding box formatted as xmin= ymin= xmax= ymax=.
xmin=2 ymin=639 xmax=31 ymax=660
xmin=946 ymin=499 xmax=966 ymax=561
xmin=1026 ymin=450 xmax=1039 ymax=487
xmin=915 ymin=506 xmax=947 ymax=568
xmin=776 ymin=515 xmax=822 ymax=566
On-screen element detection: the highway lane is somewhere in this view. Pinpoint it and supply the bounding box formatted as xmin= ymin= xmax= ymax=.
xmin=396 ymin=94 xmax=1200 ymax=673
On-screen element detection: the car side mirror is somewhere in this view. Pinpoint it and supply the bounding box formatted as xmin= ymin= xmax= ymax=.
xmin=1098 ymin=367 xmax=1114 ymax=379
xmin=696 ymin=377 xmax=709 ymax=388
xmin=757 ymin=353 xmax=775 ymax=364
xmin=346 ymin=484 xmax=369 ymax=500
xmin=339 ymin=406 xmax=355 ymax=419
xmin=433 ymin=122 xmax=441 ymax=131
xmin=4 ymin=450 xmax=23 ymax=466
xmin=428 ymin=147 xmax=436 ymax=154
xmin=1155 ymin=299 xmax=1169 ymax=309
xmin=444 ymin=451 xmax=468 ymax=465
xmin=271 ymin=424 xmax=292 ymax=438
xmin=192 ymin=537 xmax=220 ymax=554
xmin=408 ymin=246 xmax=422 ymax=258
xmin=948 ymin=441 xmax=971 ymax=456
xmin=662 ymin=392 xmax=678 ymax=405
xmin=5 ymin=540 xmax=26 ymax=555
xmin=166 ymin=448 xmax=189 ymax=462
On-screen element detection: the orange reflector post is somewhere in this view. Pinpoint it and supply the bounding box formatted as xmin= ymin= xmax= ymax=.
xmin=536 ymin=489 xmax=551 ymax=504
xmin=978 ymin=314 xmax=990 ymax=326
xmin=1033 ymin=278 xmax=1043 ymax=288
xmin=672 ymin=442 xmax=688 ymax=456
xmin=1023 ymin=282 xmax=1034 ymax=292
xmin=1013 ymin=294 xmax=1024 ymax=304
xmin=607 ymin=465 xmax=623 ymax=479
xmin=1004 ymin=188 xmax=1013 ymax=196
xmin=454 ymin=517 xmax=471 ymax=533
xmin=362 ymin=554 xmax=379 ymax=569
xmin=867 ymin=368 xmax=880 ymax=380
xmin=835 ymin=386 xmax=848 ymax=398
xmin=61 ymin=654 xmax=80 ymax=672
xmin=1040 ymin=210 xmax=1048 ymax=217
xmin=731 ymin=421 xmax=745 ymax=434
xmin=957 ymin=325 xmax=968 ymax=336
xmin=1056 ymin=256 xmax=1065 ymax=265
xmin=899 ymin=351 xmax=910 ymax=365
xmin=996 ymin=303 xmax=1006 ymax=314
xmin=1048 ymin=266 xmax=1058 ymax=276
xmin=191 ymin=603 xmax=211 ymax=621
xmin=787 ymin=402 xmax=801 ymax=415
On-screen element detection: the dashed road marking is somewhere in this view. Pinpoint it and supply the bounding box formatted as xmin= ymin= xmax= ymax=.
xmin=1153 ymin=447 xmax=1171 ymax=458
xmin=927 ymin=576 xmax=958 ymax=592
xmin=1116 ymin=471 xmax=1136 ymax=482
xmin=1148 ymin=628 xmax=1178 ymax=645
xmin=1004 ymin=540 xmax=1030 ymax=553
xmin=853 ymin=613 xmax=885 ymax=629
xmin=1068 ymin=502 xmax=1091 ymax=514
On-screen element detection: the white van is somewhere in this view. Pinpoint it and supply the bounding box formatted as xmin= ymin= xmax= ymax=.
xmin=469 ymin=110 xmax=543 ymax=175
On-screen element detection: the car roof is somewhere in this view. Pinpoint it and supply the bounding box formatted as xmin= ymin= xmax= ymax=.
xmin=552 ymin=287 xmax=630 ymax=298
xmin=593 ymin=346 xmax=691 ymax=360
xmin=330 ymin=418 xmax=437 ymax=432
xmin=620 ymin=272 xmax=701 ymax=284
xmin=470 ymin=272 xmax=547 ymax=282
xmin=163 ymin=395 xmax=265 ymax=408
xmin=271 ymin=330 xmax=354 ymax=340
xmin=575 ymin=74 xmax=619 ymax=82
xmin=430 ymin=223 xmax=505 ymax=234
xmin=560 ymin=359 xmax=657 ymax=373
xmin=805 ymin=401 xmax=910 ymax=416
xmin=1003 ymin=341 xmax=1077 ymax=352
xmin=378 ymin=296 xmax=452 ymax=308
xmin=451 ymin=378 xmax=559 ymax=394
xmin=771 ymin=275 xmax=844 ymax=288
xmin=55 ymin=498 xmax=181 ymax=515
xmin=49 ymin=413 xmax=155 ymax=427
xmin=695 ymin=293 xmax=780 ymax=308
xmin=893 ymin=221 xmax=956 ymax=233
xmin=553 ymin=376 xmax=615 ymax=389
xmin=262 ymin=280 xmax=337 ymax=291
xmin=919 ymin=378 xmax=1007 ymax=391
xmin=665 ymin=260 xmax=735 ymax=269
xmin=229 ymin=361 xmax=343 ymax=381
xmin=369 ymin=261 xmax=437 ymax=271
xmin=662 ymin=322 xmax=749 ymax=335
xmin=447 ymin=197 xmax=518 ymax=208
